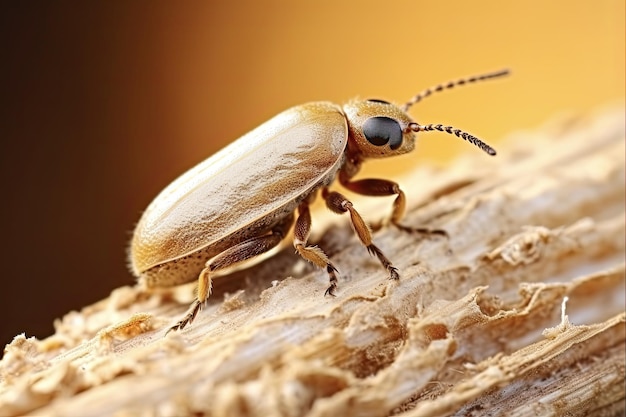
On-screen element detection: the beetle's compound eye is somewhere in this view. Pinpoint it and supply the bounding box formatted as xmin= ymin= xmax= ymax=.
xmin=363 ymin=116 xmax=403 ymax=150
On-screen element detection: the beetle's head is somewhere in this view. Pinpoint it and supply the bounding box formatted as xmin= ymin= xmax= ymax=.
xmin=343 ymin=69 xmax=509 ymax=161
xmin=343 ymin=99 xmax=418 ymax=159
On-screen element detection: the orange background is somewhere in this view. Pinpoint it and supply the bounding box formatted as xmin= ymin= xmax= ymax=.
xmin=1 ymin=1 xmax=623 ymax=344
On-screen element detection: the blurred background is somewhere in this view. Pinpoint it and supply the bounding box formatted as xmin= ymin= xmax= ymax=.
xmin=1 ymin=1 xmax=623 ymax=346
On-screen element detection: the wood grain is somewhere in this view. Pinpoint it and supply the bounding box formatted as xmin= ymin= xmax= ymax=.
xmin=1 ymin=107 xmax=624 ymax=417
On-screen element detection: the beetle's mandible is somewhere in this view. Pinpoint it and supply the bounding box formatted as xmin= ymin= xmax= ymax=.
xmin=129 ymin=69 xmax=510 ymax=333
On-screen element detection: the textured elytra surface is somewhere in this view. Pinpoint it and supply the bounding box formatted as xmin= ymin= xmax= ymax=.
xmin=131 ymin=102 xmax=347 ymax=275
xmin=0 ymin=107 xmax=624 ymax=417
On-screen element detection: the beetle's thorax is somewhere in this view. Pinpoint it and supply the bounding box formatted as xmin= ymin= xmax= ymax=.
xmin=338 ymin=151 xmax=362 ymax=182
xmin=342 ymin=100 xmax=417 ymax=161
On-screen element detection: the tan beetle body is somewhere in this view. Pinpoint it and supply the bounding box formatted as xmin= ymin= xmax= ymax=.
xmin=129 ymin=69 xmax=509 ymax=332
xmin=131 ymin=102 xmax=349 ymax=288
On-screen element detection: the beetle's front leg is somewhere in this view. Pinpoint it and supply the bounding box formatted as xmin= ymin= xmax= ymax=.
xmin=339 ymin=177 xmax=447 ymax=237
xmin=167 ymin=214 xmax=294 ymax=334
xmin=322 ymin=188 xmax=399 ymax=281
xmin=293 ymin=200 xmax=340 ymax=296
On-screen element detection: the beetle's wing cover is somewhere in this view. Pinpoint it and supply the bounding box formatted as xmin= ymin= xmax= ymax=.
xmin=131 ymin=102 xmax=347 ymax=273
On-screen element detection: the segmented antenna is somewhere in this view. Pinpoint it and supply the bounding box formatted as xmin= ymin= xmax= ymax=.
xmin=408 ymin=123 xmax=497 ymax=156
xmin=401 ymin=69 xmax=510 ymax=112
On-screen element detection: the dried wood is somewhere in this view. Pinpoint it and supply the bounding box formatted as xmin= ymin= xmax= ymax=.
xmin=1 ymin=107 xmax=624 ymax=417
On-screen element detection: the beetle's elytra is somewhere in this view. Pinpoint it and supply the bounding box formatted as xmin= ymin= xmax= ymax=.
xmin=130 ymin=69 xmax=509 ymax=333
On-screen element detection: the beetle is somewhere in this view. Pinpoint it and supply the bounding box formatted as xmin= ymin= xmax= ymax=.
xmin=129 ymin=69 xmax=509 ymax=333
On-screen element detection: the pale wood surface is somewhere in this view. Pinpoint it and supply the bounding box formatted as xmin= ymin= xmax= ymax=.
xmin=1 ymin=107 xmax=624 ymax=417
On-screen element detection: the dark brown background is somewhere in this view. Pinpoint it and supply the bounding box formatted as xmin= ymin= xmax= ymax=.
xmin=1 ymin=2 xmax=623 ymax=347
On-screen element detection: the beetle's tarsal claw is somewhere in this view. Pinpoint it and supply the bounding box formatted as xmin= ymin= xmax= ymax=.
xmin=365 ymin=244 xmax=399 ymax=280
xmin=389 ymin=266 xmax=400 ymax=280
xmin=166 ymin=300 xmax=203 ymax=334
xmin=325 ymin=265 xmax=339 ymax=297
xmin=324 ymin=284 xmax=337 ymax=297
xmin=165 ymin=320 xmax=186 ymax=335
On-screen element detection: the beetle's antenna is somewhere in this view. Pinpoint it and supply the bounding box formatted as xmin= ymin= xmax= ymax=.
xmin=408 ymin=122 xmax=497 ymax=156
xmin=402 ymin=69 xmax=510 ymax=112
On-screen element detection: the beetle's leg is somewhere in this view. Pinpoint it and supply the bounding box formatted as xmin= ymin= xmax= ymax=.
xmin=322 ymin=188 xmax=399 ymax=281
xmin=293 ymin=200 xmax=340 ymax=297
xmin=167 ymin=214 xmax=294 ymax=333
xmin=339 ymin=177 xmax=447 ymax=237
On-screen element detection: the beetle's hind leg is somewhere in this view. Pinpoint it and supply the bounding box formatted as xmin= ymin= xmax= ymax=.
xmin=340 ymin=177 xmax=448 ymax=237
xmin=293 ymin=200 xmax=340 ymax=296
xmin=322 ymin=188 xmax=399 ymax=281
xmin=167 ymin=214 xmax=294 ymax=334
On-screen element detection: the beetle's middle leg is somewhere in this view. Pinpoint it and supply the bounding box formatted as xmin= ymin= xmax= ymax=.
xmin=340 ymin=177 xmax=447 ymax=237
xmin=293 ymin=199 xmax=340 ymax=297
xmin=167 ymin=213 xmax=294 ymax=333
xmin=322 ymin=188 xmax=399 ymax=281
